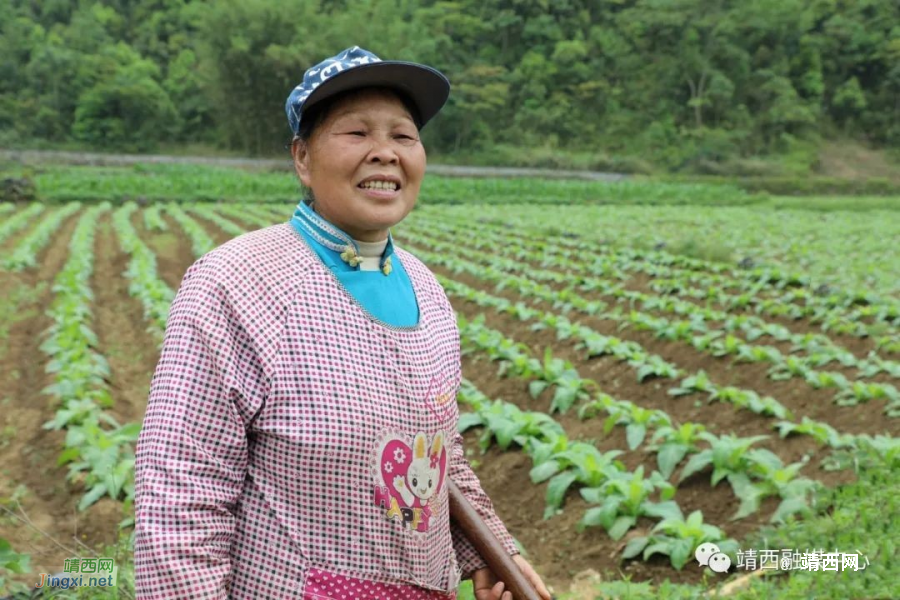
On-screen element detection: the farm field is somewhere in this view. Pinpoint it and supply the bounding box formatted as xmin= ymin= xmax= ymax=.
xmin=0 ymin=177 xmax=898 ymax=598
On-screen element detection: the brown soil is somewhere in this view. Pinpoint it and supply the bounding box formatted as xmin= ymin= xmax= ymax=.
xmin=0 ymin=210 xmax=125 ymax=577
xmin=135 ymin=211 xmax=195 ymax=291
xmin=91 ymin=214 xmax=158 ymax=427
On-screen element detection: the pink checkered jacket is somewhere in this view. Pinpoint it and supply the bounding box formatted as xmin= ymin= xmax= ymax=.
xmin=133 ymin=223 xmax=518 ymax=599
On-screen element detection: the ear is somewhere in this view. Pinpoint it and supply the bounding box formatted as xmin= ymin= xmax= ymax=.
xmin=291 ymin=137 xmax=313 ymax=188
xmin=414 ymin=432 xmax=427 ymax=459
xmin=430 ymin=432 xmax=444 ymax=456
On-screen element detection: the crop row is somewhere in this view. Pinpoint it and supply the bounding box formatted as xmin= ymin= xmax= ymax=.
xmin=38 ymin=203 xmax=139 ymax=518
xmin=399 ymin=230 xmax=900 ymax=416
xmin=422 ymin=205 xmax=900 ymax=314
xmin=186 ymin=204 xmax=249 ymax=237
xmin=411 ymin=213 xmax=900 ymax=349
xmin=216 ymin=203 xmax=279 ymax=229
xmin=143 ymin=203 xmax=168 ymax=232
xmin=3 ymin=202 xmax=82 ymax=270
xmin=111 ymin=203 xmax=174 ymax=341
xmin=0 ymin=203 xmax=45 ymax=245
xmin=163 ymin=203 xmax=216 ymax=257
xmin=413 ymin=214 xmax=895 ymax=363
xmin=457 ymin=378 xmax=740 ymax=569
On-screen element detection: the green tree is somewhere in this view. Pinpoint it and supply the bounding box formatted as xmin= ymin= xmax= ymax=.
xmin=72 ymin=48 xmax=178 ymax=151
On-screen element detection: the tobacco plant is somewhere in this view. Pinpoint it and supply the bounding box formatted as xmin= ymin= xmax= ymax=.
xmin=458 ymin=399 xmax=563 ymax=452
xmin=600 ymin=402 xmax=672 ymax=450
xmin=528 ymin=435 xmax=625 ymax=518
xmin=648 ymin=422 xmax=707 ymax=479
xmin=578 ymin=466 xmax=679 ymax=540
xmin=622 ymin=508 xmax=739 ymax=570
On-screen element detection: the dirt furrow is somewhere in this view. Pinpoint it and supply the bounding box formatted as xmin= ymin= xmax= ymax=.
xmin=434 ymin=264 xmax=896 ymax=439
xmin=132 ymin=210 xmax=196 ymax=291
xmin=91 ymin=213 xmax=158 ymax=428
xmin=186 ymin=211 xmax=238 ymax=247
xmin=0 ymin=210 xmax=123 ymax=577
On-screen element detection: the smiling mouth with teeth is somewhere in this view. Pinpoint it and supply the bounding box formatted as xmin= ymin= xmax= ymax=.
xmin=359 ymin=180 xmax=399 ymax=191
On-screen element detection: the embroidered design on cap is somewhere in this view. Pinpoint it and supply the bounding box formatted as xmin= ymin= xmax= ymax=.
xmin=286 ymin=46 xmax=381 ymax=135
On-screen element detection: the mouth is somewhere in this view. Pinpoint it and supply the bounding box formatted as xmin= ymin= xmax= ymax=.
xmin=358 ymin=181 xmax=400 ymax=192
xmin=357 ymin=175 xmax=402 ymax=198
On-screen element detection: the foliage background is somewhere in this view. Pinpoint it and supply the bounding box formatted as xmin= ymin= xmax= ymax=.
xmin=1 ymin=0 xmax=899 ymax=171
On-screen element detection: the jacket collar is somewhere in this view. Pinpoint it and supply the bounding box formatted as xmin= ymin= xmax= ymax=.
xmin=291 ymin=198 xmax=395 ymax=272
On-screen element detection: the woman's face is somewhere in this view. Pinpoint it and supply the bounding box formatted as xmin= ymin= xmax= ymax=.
xmin=292 ymin=88 xmax=426 ymax=242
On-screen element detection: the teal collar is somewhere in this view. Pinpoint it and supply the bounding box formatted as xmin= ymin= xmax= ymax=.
xmin=291 ymin=198 xmax=395 ymax=274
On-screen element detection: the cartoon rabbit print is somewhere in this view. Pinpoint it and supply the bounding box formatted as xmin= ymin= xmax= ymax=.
xmin=393 ymin=431 xmax=444 ymax=508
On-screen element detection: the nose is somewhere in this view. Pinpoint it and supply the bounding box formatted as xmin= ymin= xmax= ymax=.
xmin=367 ymin=132 xmax=400 ymax=165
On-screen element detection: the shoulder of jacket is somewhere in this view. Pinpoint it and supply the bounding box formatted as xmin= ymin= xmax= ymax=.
xmin=178 ymin=223 xmax=309 ymax=369
xmin=178 ymin=222 xmax=316 ymax=335
xmin=191 ymin=222 xmax=315 ymax=290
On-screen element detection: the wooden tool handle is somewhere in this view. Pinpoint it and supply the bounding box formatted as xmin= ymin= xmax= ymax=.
xmin=448 ymin=480 xmax=542 ymax=600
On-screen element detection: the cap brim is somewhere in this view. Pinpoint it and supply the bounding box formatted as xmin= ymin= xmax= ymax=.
xmin=301 ymin=61 xmax=450 ymax=129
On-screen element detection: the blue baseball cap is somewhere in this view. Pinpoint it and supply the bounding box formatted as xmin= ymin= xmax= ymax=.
xmin=285 ymin=46 xmax=450 ymax=136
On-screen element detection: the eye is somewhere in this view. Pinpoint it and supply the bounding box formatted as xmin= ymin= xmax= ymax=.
xmin=412 ymin=478 xmax=418 ymax=487
xmin=346 ymin=130 xmax=365 ymax=136
xmin=428 ymin=479 xmax=433 ymax=488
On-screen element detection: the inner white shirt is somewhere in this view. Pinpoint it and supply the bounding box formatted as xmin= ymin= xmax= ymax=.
xmin=354 ymin=237 xmax=388 ymax=271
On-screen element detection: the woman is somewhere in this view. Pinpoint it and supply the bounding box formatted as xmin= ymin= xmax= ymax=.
xmin=134 ymin=46 xmax=552 ymax=600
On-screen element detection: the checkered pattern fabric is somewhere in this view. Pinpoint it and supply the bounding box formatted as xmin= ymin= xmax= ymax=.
xmin=134 ymin=223 xmax=518 ymax=599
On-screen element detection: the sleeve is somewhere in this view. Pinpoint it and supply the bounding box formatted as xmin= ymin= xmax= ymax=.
xmin=133 ymin=259 xmax=269 ymax=599
xmin=427 ymin=271 xmax=519 ymax=580
xmin=447 ymin=429 xmax=520 ymax=581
